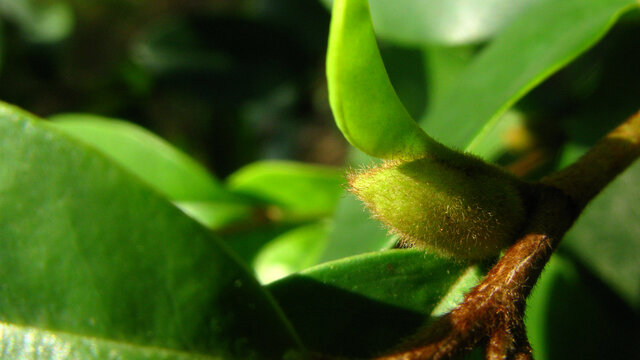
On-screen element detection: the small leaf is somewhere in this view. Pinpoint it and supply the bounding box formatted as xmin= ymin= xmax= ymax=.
xmin=268 ymin=249 xmax=467 ymax=357
xmin=227 ymin=160 xmax=344 ymax=219
xmin=424 ymin=0 xmax=638 ymax=152
xmin=254 ymin=221 xmax=330 ymax=284
xmin=0 ymin=102 xmax=302 ymax=358
xmin=49 ymin=114 xmax=233 ymax=202
xmin=174 ymin=201 xmax=255 ymax=230
xmin=326 ymin=0 xmax=443 ymax=160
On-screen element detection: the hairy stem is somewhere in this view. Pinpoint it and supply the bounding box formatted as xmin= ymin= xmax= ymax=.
xmin=376 ymin=110 xmax=640 ymax=360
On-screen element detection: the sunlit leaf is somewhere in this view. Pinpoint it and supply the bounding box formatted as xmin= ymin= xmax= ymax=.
xmin=326 ymin=0 xmax=441 ymax=161
xmin=0 ymin=322 xmax=218 ymax=360
xmin=49 ymin=114 xmax=233 ymax=202
xmin=0 ymin=102 xmax=303 ymax=359
xmin=227 ymin=160 xmax=344 ymax=219
xmin=254 ymin=221 xmax=330 ymax=284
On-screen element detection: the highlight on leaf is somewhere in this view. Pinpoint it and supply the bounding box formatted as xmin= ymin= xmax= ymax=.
xmin=326 ymin=0 xmax=446 ymax=161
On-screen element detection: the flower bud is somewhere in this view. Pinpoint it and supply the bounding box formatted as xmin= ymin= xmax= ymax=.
xmin=350 ymin=157 xmax=528 ymax=260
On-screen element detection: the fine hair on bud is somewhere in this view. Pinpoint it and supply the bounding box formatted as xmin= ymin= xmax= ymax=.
xmin=349 ymin=156 xmax=528 ymax=260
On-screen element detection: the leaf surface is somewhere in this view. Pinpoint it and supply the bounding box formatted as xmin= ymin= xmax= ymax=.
xmin=320 ymin=0 xmax=544 ymax=45
xmin=526 ymin=254 xmax=637 ymax=359
xmin=0 ymin=102 xmax=302 ymax=359
xmin=49 ymin=114 xmax=232 ymax=202
xmin=269 ymin=249 xmax=467 ymax=357
xmin=326 ymin=0 xmax=441 ymax=160
xmin=227 ymin=160 xmax=344 ymax=219
xmin=561 ymin=158 xmax=640 ymax=310
xmin=424 ymin=0 xmax=637 ymax=152
xmin=0 ymin=322 xmax=218 ymax=360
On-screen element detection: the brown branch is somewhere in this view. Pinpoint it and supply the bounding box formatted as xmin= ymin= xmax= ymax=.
xmin=375 ymin=110 xmax=640 ymax=360
xmin=541 ymin=110 xmax=640 ymax=209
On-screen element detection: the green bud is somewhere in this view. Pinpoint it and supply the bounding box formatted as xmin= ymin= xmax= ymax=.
xmin=350 ymin=156 xmax=528 ymax=260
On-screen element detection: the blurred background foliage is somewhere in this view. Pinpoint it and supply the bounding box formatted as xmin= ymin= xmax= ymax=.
xmin=0 ymin=0 xmax=639 ymax=358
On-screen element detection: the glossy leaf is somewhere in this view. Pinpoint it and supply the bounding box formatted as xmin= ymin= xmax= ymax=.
xmin=227 ymin=160 xmax=344 ymax=219
xmin=0 ymin=322 xmax=218 ymax=360
xmin=49 ymin=114 xmax=233 ymax=202
xmin=254 ymin=221 xmax=330 ymax=284
xmin=0 ymin=102 xmax=302 ymax=359
xmin=320 ymin=0 xmax=543 ymax=45
xmin=174 ymin=201 xmax=255 ymax=230
xmin=326 ymin=0 xmax=443 ymax=161
xmin=424 ymin=0 xmax=638 ymax=152
xmin=269 ymin=249 xmax=467 ymax=357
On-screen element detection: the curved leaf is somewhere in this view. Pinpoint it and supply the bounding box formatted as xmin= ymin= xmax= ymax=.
xmin=49 ymin=114 xmax=233 ymax=202
xmin=326 ymin=0 xmax=443 ymax=160
xmin=0 ymin=102 xmax=302 ymax=359
xmin=254 ymin=221 xmax=330 ymax=284
xmin=320 ymin=0 xmax=544 ymax=45
xmin=268 ymin=249 xmax=467 ymax=357
xmin=424 ymin=0 xmax=638 ymax=152
xmin=227 ymin=160 xmax=344 ymax=219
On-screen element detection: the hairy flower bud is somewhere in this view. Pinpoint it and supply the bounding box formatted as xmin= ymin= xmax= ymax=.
xmin=349 ymin=157 xmax=528 ymax=260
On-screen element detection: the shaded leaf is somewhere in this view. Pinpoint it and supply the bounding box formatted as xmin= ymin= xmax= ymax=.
xmin=0 ymin=102 xmax=302 ymax=359
xmin=526 ymin=254 xmax=638 ymax=359
xmin=561 ymin=157 xmax=640 ymax=310
xmin=269 ymin=249 xmax=467 ymax=357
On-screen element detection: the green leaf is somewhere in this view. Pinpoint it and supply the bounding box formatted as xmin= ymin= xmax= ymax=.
xmin=254 ymin=221 xmax=330 ymax=284
xmin=227 ymin=160 xmax=344 ymax=219
xmin=174 ymin=201 xmax=255 ymax=230
xmin=0 ymin=102 xmax=302 ymax=358
xmin=320 ymin=0 xmax=544 ymax=45
xmin=268 ymin=249 xmax=467 ymax=357
xmin=0 ymin=0 xmax=74 ymax=43
xmin=49 ymin=113 xmax=232 ymax=202
xmin=319 ymin=192 xmax=393 ymax=263
xmin=561 ymin=158 xmax=640 ymax=310
xmin=326 ymin=0 xmax=443 ymax=161
xmin=424 ymin=0 xmax=638 ymax=152
xmin=526 ymin=254 xmax=637 ymax=359
xmin=0 ymin=322 xmax=218 ymax=360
